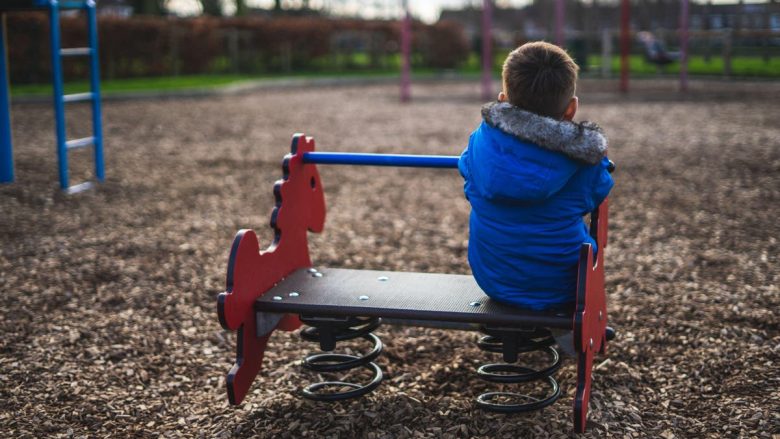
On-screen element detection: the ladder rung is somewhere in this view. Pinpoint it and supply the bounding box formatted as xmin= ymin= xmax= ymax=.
xmin=63 ymin=92 xmax=94 ymax=103
xmin=60 ymin=2 xmax=88 ymax=9
xmin=66 ymin=136 xmax=95 ymax=150
xmin=60 ymin=48 xmax=92 ymax=57
xmin=65 ymin=181 xmax=95 ymax=195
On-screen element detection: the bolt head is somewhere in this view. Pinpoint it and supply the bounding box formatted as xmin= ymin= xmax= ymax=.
xmin=307 ymin=268 xmax=318 ymax=273
xmin=377 ymin=276 xmax=389 ymax=282
xmin=358 ymin=295 xmax=369 ymax=301
xmin=272 ymin=296 xmax=283 ymax=301
xmin=469 ymin=301 xmax=481 ymax=307
xmin=289 ymin=292 xmax=300 ymax=297
xmin=312 ymin=272 xmax=323 ymax=278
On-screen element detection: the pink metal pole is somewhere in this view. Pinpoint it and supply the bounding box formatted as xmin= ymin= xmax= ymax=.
xmin=400 ymin=0 xmax=411 ymax=102
xmin=619 ymin=0 xmax=630 ymax=93
xmin=481 ymin=0 xmax=493 ymax=101
xmin=679 ymin=0 xmax=689 ymax=92
xmin=555 ymin=0 xmax=565 ymax=47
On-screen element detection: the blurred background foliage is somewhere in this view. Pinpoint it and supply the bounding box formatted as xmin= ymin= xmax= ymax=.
xmin=4 ymin=0 xmax=780 ymax=93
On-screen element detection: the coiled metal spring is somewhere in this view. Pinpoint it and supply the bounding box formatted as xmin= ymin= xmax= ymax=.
xmin=475 ymin=326 xmax=563 ymax=412
xmin=298 ymin=316 xmax=384 ymax=401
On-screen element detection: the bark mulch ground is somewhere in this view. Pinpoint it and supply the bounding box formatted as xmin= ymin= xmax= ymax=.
xmin=1 ymin=79 xmax=778 ymax=438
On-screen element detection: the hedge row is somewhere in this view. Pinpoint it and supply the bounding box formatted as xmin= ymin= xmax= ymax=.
xmin=6 ymin=13 xmax=469 ymax=83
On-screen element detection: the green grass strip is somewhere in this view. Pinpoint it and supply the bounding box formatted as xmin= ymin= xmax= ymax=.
xmin=10 ymin=54 xmax=779 ymax=98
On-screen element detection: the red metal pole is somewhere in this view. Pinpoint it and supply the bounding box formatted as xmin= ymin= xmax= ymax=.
xmin=481 ymin=0 xmax=493 ymax=101
xmin=400 ymin=0 xmax=411 ymax=102
xmin=555 ymin=0 xmax=565 ymax=47
xmin=679 ymin=0 xmax=689 ymax=92
xmin=619 ymin=0 xmax=630 ymax=93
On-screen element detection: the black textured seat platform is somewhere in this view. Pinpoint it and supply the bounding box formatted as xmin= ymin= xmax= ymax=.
xmin=255 ymin=267 xmax=572 ymax=329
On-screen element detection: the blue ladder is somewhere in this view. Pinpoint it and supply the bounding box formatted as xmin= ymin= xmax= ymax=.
xmin=48 ymin=0 xmax=104 ymax=193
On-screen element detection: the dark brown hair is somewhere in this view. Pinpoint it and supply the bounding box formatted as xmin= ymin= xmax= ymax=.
xmin=502 ymin=42 xmax=579 ymax=118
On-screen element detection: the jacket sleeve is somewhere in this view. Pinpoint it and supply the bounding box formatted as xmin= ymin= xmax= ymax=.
xmin=587 ymin=156 xmax=615 ymax=210
xmin=458 ymin=143 xmax=470 ymax=181
xmin=458 ymin=138 xmax=473 ymax=201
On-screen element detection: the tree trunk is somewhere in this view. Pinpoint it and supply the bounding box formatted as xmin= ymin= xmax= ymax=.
xmin=200 ymin=0 xmax=222 ymax=16
xmin=235 ymin=0 xmax=247 ymax=16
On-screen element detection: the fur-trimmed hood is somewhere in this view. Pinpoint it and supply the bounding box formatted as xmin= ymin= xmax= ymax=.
xmin=481 ymin=102 xmax=607 ymax=165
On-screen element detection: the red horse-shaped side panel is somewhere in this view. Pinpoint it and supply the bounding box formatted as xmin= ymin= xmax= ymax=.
xmin=217 ymin=134 xmax=326 ymax=405
xmin=573 ymin=198 xmax=609 ymax=433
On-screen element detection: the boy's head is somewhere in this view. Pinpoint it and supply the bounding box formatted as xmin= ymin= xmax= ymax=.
xmin=499 ymin=42 xmax=579 ymax=120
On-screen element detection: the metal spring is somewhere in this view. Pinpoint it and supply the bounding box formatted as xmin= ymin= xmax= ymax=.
xmin=298 ymin=316 xmax=384 ymax=401
xmin=475 ymin=326 xmax=563 ymax=413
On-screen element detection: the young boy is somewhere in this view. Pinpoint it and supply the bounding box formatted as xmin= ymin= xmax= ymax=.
xmin=458 ymin=41 xmax=613 ymax=312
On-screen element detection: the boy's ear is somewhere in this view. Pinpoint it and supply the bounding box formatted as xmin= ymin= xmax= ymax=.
xmin=498 ymin=91 xmax=507 ymax=102
xmin=562 ymin=96 xmax=578 ymax=121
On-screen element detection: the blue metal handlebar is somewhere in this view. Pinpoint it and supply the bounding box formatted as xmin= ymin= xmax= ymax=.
xmin=303 ymin=152 xmax=459 ymax=169
xmin=302 ymin=152 xmax=616 ymax=174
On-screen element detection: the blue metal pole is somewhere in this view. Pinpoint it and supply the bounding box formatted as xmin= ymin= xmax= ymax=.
xmin=303 ymin=152 xmax=459 ymax=169
xmin=48 ymin=0 xmax=68 ymax=189
xmin=0 ymin=14 xmax=14 ymax=184
xmin=86 ymin=0 xmax=104 ymax=182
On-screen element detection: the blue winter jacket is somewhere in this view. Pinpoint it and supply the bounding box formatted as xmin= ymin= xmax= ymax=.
xmin=459 ymin=102 xmax=614 ymax=311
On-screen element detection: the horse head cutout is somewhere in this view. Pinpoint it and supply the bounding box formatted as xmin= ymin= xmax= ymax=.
xmin=217 ymin=133 xmax=326 ymax=404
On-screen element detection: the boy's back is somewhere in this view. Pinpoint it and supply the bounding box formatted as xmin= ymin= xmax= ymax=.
xmin=459 ymin=42 xmax=614 ymax=311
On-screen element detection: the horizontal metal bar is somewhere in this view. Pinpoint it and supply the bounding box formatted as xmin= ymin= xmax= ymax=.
xmin=60 ymin=47 xmax=92 ymax=57
xmin=0 ymin=0 xmax=87 ymax=10
xmin=62 ymin=92 xmax=93 ymax=103
xmin=65 ymin=136 xmax=94 ymax=150
xmin=303 ymin=152 xmax=459 ymax=168
xmin=59 ymin=2 xmax=88 ymax=9
xmin=65 ymin=181 xmax=94 ymax=194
